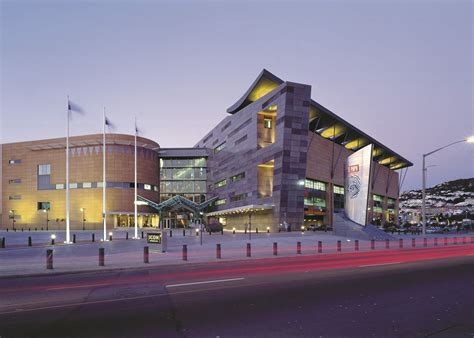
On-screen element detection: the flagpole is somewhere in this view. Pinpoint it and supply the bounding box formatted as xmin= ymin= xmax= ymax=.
xmin=103 ymin=107 xmax=107 ymax=241
xmin=134 ymin=116 xmax=138 ymax=239
xmin=66 ymin=96 xmax=71 ymax=243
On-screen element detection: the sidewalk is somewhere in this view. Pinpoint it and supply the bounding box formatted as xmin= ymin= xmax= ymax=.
xmin=1 ymin=229 xmax=473 ymax=278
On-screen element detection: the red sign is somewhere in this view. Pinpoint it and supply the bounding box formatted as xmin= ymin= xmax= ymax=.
xmin=348 ymin=165 xmax=359 ymax=173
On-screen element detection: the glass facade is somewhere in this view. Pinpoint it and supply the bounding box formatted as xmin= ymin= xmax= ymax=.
xmin=160 ymin=157 xmax=207 ymax=203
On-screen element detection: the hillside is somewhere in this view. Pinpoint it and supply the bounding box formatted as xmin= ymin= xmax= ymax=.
xmin=400 ymin=178 xmax=474 ymax=209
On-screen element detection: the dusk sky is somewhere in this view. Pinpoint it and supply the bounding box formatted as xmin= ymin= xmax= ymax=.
xmin=1 ymin=0 xmax=472 ymax=191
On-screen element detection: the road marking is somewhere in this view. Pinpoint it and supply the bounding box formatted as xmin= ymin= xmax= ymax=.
xmin=359 ymin=262 xmax=402 ymax=268
xmin=46 ymin=283 xmax=109 ymax=291
xmin=166 ymin=277 xmax=245 ymax=288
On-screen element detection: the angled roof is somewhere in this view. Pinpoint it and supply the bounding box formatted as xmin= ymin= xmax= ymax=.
xmin=226 ymin=69 xmax=412 ymax=170
xmin=227 ymin=69 xmax=284 ymax=114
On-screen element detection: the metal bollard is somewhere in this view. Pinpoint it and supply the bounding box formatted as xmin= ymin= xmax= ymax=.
xmin=21 ymin=228 xmax=24 ymax=232
xmin=371 ymin=239 xmax=375 ymax=250
xmin=182 ymin=245 xmax=187 ymax=261
xmin=454 ymin=237 xmax=457 ymax=245
xmin=1 ymin=237 xmax=5 ymax=249
xmin=221 ymin=229 xmax=224 ymax=235
xmin=46 ymin=249 xmax=53 ymax=269
xmin=423 ymin=238 xmax=427 ymax=247
xmin=256 ymin=228 xmax=258 ymax=234
xmin=245 ymin=229 xmax=247 ymax=234
xmin=73 ymin=234 xmax=76 ymax=243
xmin=92 ymin=233 xmax=95 ymax=242
xmin=399 ymin=239 xmax=403 ymax=249
xmin=233 ymin=229 xmax=236 ymax=235
xmin=109 ymin=233 xmax=113 ymax=241
xmin=144 ymin=246 xmax=149 ymax=263
xmin=273 ymin=242 xmax=278 ymax=256
xmin=141 ymin=231 xmax=144 ymax=239
xmin=297 ymin=241 xmax=301 ymax=254
xmin=183 ymin=229 xmax=186 ymax=237
xmin=126 ymin=232 xmax=129 ymax=240
xmin=385 ymin=239 xmax=390 ymax=249
xmin=412 ymin=238 xmax=416 ymax=248
xmin=28 ymin=236 xmax=32 ymax=247
xmin=51 ymin=237 xmax=55 ymax=245
xmin=355 ymin=240 xmax=359 ymax=251
xmin=318 ymin=241 xmax=322 ymax=253
xmin=246 ymin=243 xmax=251 ymax=257
xmin=444 ymin=237 xmax=448 ymax=246
xmin=434 ymin=238 xmax=438 ymax=246
xmin=99 ymin=248 xmax=105 ymax=266
xmin=216 ymin=244 xmax=221 ymax=259
xmin=337 ymin=240 xmax=341 ymax=252
xmin=170 ymin=230 xmax=172 ymax=237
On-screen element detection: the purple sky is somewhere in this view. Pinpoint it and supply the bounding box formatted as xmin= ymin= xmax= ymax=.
xmin=1 ymin=0 xmax=473 ymax=191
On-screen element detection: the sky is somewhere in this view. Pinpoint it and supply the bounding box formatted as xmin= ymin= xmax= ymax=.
xmin=1 ymin=0 xmax=473 ymax=192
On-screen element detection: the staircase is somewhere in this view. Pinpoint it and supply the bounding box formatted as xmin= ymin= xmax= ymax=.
xmin=333 ymin=212 xmax=395 ymax=240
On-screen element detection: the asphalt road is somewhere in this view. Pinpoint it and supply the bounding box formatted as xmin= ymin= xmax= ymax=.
xmin=1 ymin=245 xmax=473 ymax=337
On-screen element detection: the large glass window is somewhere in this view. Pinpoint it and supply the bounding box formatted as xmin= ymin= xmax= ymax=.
xmin=230 ymin=172 xmax=245 ymax=183
xmin=38 ymin=164 xmax=51 ymax=175
xmin=333 ymin=185 xmax=344 ymax=195
xmin=37 ymin=202 xmax=50 ymax=210
xmin=305 ymin=178 xmax=326 ymax=191
xmin=215 ymin=179 xmax=227 ymax=188
xmin=214 ymin=142 xmax=226 ymax=154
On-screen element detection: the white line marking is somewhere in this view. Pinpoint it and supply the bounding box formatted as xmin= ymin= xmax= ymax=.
xmin=359 ymin=262 xmax=402 ymax=268
xmin=46 ymin=283 xmax=109 ymax=291
xmin=166 ymin=277 xmax=245 ymax=288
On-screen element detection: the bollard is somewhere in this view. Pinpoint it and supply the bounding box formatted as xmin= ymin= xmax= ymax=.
xmin=99 ymin=248 xmax=105 ymax=266
xmin=216 ymin=244 xmax=221 ymax=259
xmin=399 ymin=239 xmax=403 ymax=249
xmin=371 ymin=239 xmax=375 ymax=250
xmin=46 ymin=249 xmax=53 ymax=269
xmin=35 ymin=227 xmax=37 ymax=231
xmin=385 ymin=239 xmax=390 ymax=249
xmin=273 ymin=242 xmax=278 ymax=256
xmin=221 ymin=229 xmax=224 ymax=235
xmin=256 ymin=228 xmax=258 ymax=234
xmin=51 ymin=237 xmax=55 ymax=245
xmin=144 ymin=246 xmax=149 ymax=263
xmin=21 ymin=228 xmax=24 ymax=232
xmin=412 ymin=238 xmax=416 ymax=248
xmin=337 ymin=240 xmax=341 ymax=252
xmin=233 ymin=229 xmax=236 ymax=235
xmin=434 ymin=238 xmax=438 ymax=246
xmin=444 ymin=237 xmax=448 ymax=246
xmin=183 ymin=229 xmax=186 ymax=237
xmin=28 ymin=236 xmax=32 ymax=247
xmin=170 ymin=230 xmax=172 ymax=237
xmin=6 ymin=228 xmax=8 ymax=232
xmin=29 ymin=228 xmax=31 ymax=231
xmin=1 ymin=237 xmax=5 ymax=248
xmin=245 ymin=229 xmax=247 ymax=234
xmin=267 ymin=227 xmax=270 ymax=233
xmin=196 ymin=229 xmax=199 ymax=236
xmin=92 ymin=233 xmax=95 ymax=242
xmin=182 ymin=245 xmax=187 ymax=261
xmin=209 ymin=230 xmax=212 ymax=236
xmin=73 ymin=234 xmax=76 ymax=244
xmin=423 ymin=238 xmax=427 ymax=247
xmin=246 ymin=243 xmax=251 ymax=257
xmin=126 ymin=232 xmax=129 ymax=240
xmin=318 ymin=241 xmax=322 ymax=253
xmin=109 ymin=233 xmax=113 ymax=241
xmin=141 ymin=231 xmax=144 ymax=239
xmin=454 ymin=237 xmax=457 ymax=245
xmin=355 ymin=240 xmax=359 ymax=251
xmin=297 ymin=241 xmax=301 ymax=254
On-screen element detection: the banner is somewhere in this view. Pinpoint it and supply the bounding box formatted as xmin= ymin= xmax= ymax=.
xmin=344 ymin=144 xmax=374 ymax=226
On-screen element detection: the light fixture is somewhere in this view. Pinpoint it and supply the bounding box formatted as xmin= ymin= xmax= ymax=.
xmin=51 ymin=234 xmax=56 ymax=239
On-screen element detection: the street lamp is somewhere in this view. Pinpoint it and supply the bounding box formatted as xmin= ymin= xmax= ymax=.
xmin=9 ymin=210 xmax=16 ymax=230
xmin=422 ymin=136 xmax=474 ymax=235
xmin=43 ymin=209 xmax=49 ymax=231
xmin=80 ymin=208 xmax=86 ymax=231
xmin=199 ymin=211 xmax=204 ymax=246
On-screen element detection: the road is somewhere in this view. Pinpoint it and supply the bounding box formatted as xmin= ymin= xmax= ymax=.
xmin=1 ymin=245 xmax=473 ymax=337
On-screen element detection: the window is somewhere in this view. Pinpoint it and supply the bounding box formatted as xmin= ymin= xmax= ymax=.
xmin=215 ymin=179 xmax=227 ymax=188
xmin=333 ymin=185 xmax=344 ymax=195
xmin=215 ymin=198 xmax=226 ymax=206
xmin=83 ymin=182 xmax=92 ymax=188
xmin=9 ymin=179 xmax=21 ymax=184
xmin=373 ymin=195 xmax=383 ymax=202
xmin=214 ymin=142 xmax=226 ymax=154
xmin=37 ymin=202 xmax=50 ymax=210
xmin=264 ymin=117 xmax=272 ymax=129
xmin=69 ymin=183 xmax=78 ymax=189
xmin=305 ymin=178 xmax=326 ymax=191
xmin=56 ymin=184 xmax=64 ymax=190
xmin=9 ymin=159 xmax=21 ymax=164
xmin=230 ymin=193 xmax=247 ymax=202
xmin=9 ymin=195 xmax=21 ymax=200
xmin=144 ymin=184 xmax=151 ymax=190
xmin=38 ymin=164 xmax=51 ymax=175
xmin=373 ymin=206 xmax=383 ymax=213
xmin=304 ymin=197 xmax=326 ymax=208
xmin=230 ymin=172 xmax=245 ymax=183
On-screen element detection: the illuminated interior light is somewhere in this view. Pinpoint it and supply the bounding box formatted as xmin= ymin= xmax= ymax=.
xmin=248 ymin=78 xmax=279 ymax=102
xmin=378 ymin=156 xmax=397 ymax=165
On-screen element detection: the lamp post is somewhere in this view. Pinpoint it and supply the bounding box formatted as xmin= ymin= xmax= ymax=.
xmin=80 ymin=208 xmax=86 ymax=231
xmin=199 ymin=211 xmax=203 ymax=246
xmin=9 ymin=210 xmax=16 ymax=230
xmin=422 ymin=136 xmax=474 ymax=235
xmin=43 ymin=209 xmax=49 ymax=231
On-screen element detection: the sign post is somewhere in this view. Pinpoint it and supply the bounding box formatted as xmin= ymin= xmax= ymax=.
xmin=146 ymin=231 xmax=168 ymax=253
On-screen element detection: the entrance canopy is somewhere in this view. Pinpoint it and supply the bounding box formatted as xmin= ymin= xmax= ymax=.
xmin=205 ymin=204 xmax=274 ymax=217
xmin=137 ymin=195 xmax=218 ymax=214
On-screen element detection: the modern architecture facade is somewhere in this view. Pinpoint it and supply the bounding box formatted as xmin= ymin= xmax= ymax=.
xmin=1 ymin=70 xmax=412 ymax=231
